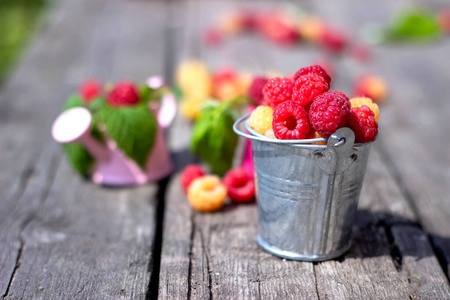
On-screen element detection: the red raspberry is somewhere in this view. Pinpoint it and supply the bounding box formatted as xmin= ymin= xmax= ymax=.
xmin=262 ymin=77 xmax=294 ymax=109
xmin=107 ymin=81 xmax=140 ymax=107
xmin=258 ymin=13 xmax=300 ymax=45
xmin=247 ymin=76 xmax=269 ymax=106
xmin=349 ymin=43 xmax=371 ymax=63
xmin=330 ymin=90 xmax=349 ymax=101
xmin=213 ymin=67 xmax=235 ymax=85
xmin=353 ymin=74 xmax=388 ymax=104
xmin=272 ymin=101 xmax=310 ymax=140
xmin=240 ymin=11 xmax=259 ymax=30
xmin=79 ymin=79 xmax=102 ymax=103
xmin=320 ymin=26 xmax=348 ymax=54
xmin=293 ymin=65 xmax=331 ymax=86
xmin=309 ymin=90 xmax=351 ymax=137
xmin=348 ymin=105 xmax=378 ymax=143
xmin=222 ymin=168 xmax=255 ymax=203
xmin=180 ymin=164 xmax=205 ymax=193
xmin=203 ymin=27 xmax=223 ymax=46
xmin=292 ymin=73 xmax=329 ymax=106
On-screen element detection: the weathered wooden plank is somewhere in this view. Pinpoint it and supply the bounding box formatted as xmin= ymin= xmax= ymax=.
xmin=0 ymin=0 xmax=169 ymax=298
xmin=159 ymin=170 xmax=319 ymax=300
xmin=392 ymin=225 xmax=450 ymax=299
xmin=157 ymin=172 xmax=193 ymax=299
xmin=308 ymin=0 xmax=450 ymax=281
xmin=160 ymin=1 xmax=318 ymax=298
xmin=0 ymin=0 xmax=109 ymax=293
xmin=314 ymin=225 xmax=411 ymax=300
xmin=313 ymin=146 xmax=449 ymax=299
xmin=197 ymin=208 xmax=318 ymax=300
xmin=5 ymin=155 xmax=157 ymax=299
xmin=159 ymin=1 xmax=449 ymax=299
xmin=310 ymin=0 xmax=450 ymax=277
xmin=372 ymin=44 xmax=450 ymax=278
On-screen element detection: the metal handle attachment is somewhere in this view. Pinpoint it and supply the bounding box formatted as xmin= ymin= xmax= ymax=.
xmin=315 ymin=128 xmax=357 ymax=175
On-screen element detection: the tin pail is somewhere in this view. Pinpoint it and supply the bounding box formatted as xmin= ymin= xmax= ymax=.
xmin=233 ymin=114 xmax=373 ymax=261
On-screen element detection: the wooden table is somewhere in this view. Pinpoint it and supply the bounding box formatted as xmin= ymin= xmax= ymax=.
xmin=1 ymin=0 xmax=449 ymax=299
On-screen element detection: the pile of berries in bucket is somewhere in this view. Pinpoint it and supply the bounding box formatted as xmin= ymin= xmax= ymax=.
xmin=181 ymin=65 xmax=379 ymax=213
xmin=249 ymin=65 xmax=379 ymax=143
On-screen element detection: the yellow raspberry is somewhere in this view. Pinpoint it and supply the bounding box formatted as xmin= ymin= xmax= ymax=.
xmin=180 ymin=97 xmax=205 ymax=121
xmin=364 ymin=76 xmax=388 ymax=103
xmin=299 ymin=16 xmax=325 ymax=43
xmin=249 ymin=105 xmax=274 ymax=135
xmin=187 ymin=175 xmax=227 ymax=212
xmin=176 ymin=60 xmax=213 ymax=99
xmin=213 ymin=81 xmax=241 ymax=102
xmin=237 ymin=72 xmax=253 ymax=95
xmin=311 ymin=130 xmax=327 ymax=145
xmin=350 ymin=97 xmax=379 ymax=122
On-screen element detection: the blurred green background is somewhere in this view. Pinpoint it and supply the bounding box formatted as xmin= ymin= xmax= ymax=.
xmin=0 ymin=0 xmax=48 ymax=84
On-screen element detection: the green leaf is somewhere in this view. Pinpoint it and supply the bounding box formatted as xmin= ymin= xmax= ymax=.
xmin=99 ymin=105 xmax=157 ymax=169
xmin=62 ymin=143 xmax=94 ymax=176
xmin=139 ymin=84 xmax=154 ymax=104
xmin=384 ymin=8 xmax=442 ymax=42
xmin=190 ymin=101 xmax=240 ymax=176
xmin=61 ymin=94 xmax=94 ymax=176
xmin=64 ymin=94 xmax=84 ymax=110
xmin=88 ymin=97 xmax=106 ymax=113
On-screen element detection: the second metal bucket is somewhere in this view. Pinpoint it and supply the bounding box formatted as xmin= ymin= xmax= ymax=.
xmin=233 ymin=114 xmax=373 ymax=261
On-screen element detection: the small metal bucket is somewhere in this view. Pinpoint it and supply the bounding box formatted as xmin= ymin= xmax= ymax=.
xmin=233 ymin=114 xmax=374 ymax=261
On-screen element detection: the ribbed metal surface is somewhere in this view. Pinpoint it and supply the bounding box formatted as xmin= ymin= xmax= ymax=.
xmin=249 ymin=129 xmax=372 ymax=261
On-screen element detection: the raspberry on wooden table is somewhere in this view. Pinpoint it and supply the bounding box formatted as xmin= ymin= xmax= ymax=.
xmin=188 ymin=175 xmax=227 ymax=212
xmin=320 ymin=26 xmax=348 ymax=54
xmin=180 ymin=164 xmax=205 ymax=193
xmin=353 ymin=74 xmax=388 ymax=103
xmin=222 ymin=168 xmax=255 ymax=203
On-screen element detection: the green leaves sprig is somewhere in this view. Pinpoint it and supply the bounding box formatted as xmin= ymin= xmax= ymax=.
xmin=383 ymin=8 xmax=442 ymax=43
xmin=190 ymin=97 xmax=248 ymax=176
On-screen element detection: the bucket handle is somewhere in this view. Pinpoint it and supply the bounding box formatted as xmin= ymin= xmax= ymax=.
xmin=315 ymin=128 xmax=357 ymax=175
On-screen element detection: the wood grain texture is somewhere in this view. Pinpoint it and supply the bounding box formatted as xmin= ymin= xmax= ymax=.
xmin=1 ymin=0 xmax=450 ymax=298
xmin=159 ymin=1 xmax=450 ymax=299
xmin=0 ymin=0 xmax=169 ymax=298
xmin=308 ymin=0 xmax=450 ymax=277
xmin=392 ymin=225 xmax=450 ymax=299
